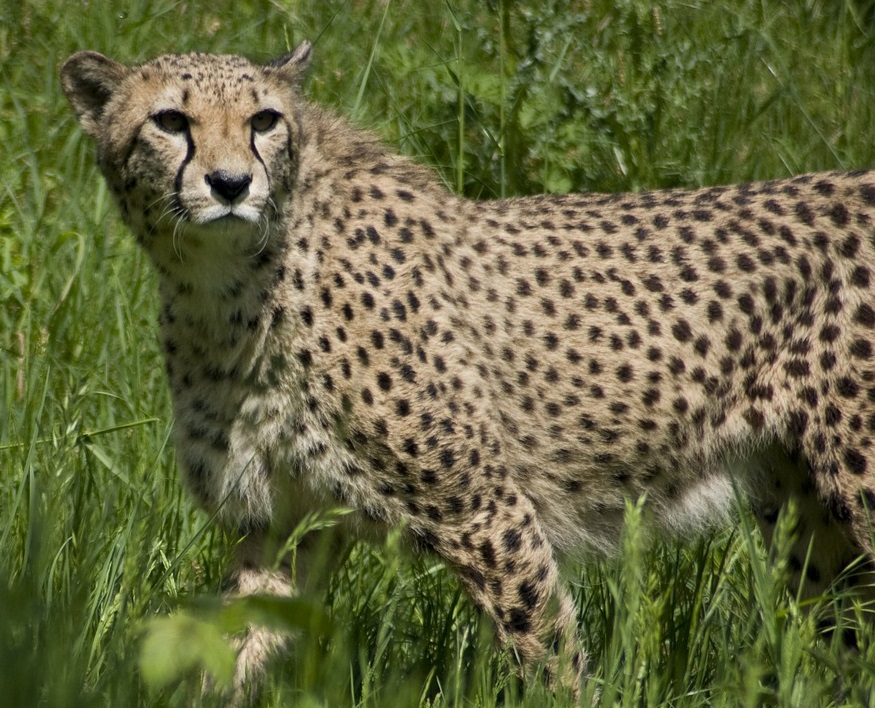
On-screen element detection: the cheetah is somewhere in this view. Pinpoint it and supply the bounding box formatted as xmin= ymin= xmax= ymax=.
xmin=62 ymin=42 xmax=875 ymax=698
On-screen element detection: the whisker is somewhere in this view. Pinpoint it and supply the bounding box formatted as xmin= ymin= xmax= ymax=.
xmin=149 ymin=192 xmax=179 ymax=230
xmin=146 ymin=191 xmax=175 ymax=213
xmin=247 ymin=199 xmax=274 ymax=257
xmin=147 ymin=191 xmax=188 ymax=262
xmin=172 ymin=212 xmax=187 ymax=263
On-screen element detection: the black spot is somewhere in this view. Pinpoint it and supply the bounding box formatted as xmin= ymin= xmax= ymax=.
xmin=788 ymin=409 xmax=808 ymax=436
xmin=707 ymin=301 xmax=723 ymax=322
xmin=845 ymin=448 xmax=868 ymax=475
xmin=643 ymin=274 xmax=664 ymax=292
xmin=478 ymin=539 xmax=497 ymax=568
xmin=744 ymin=407 xmax=765 ymax=431
xmin=737 ymin=293 xmax=755 ymax=315
xmin=616 ymin=364 xmax=634 ymax=383
xmin=707 ymin=256 xmax=726 ymax=273
xmin=830 ymin=203 xmax=849 ymax=226
xmin=820 ymin=351 xmax=837 ymax=371
xmin=392 ymin=299 xmax=407 ymax=321
xmin=825 ymin=404 xmax=842 ymax=427
xmin=851 ymin=338 xmax=873 ymax=359
xmin=507 ymin=608 xmax=531 ymax=633
xmin=502 ymin=529 xmax=522 ymax=551
xmin=668 ymin=357 xmax=686 ymax=375
xmin=736 ymin=254 xmax=756 ymax=272
xmin=402 ymin=438 xmax=418 ymax=457
xmin=857 ymin=304 xmax=875 ymax=327
xmin=852 ymin=266 xmax=871 ymax=288
xmin=794 ymin=202 xmax=815 ymax=225
xmin=837 ymin=377 xmax=861 ymax=399
xmin=784 ymin=360 xmax=810 ymax=378
xmin=672 ymin=319 xmax=693 ymax=342
xmin=714 ymin=280 xmax=732 ymax=299
xmin=517 ymin=581 xmax=539 ymax=609
xmin=819 ymin=324 xmax=840 ymax=343
xmin=377 ymin=372 xmax=392 ymax=390
xmin=861 ymin=184 xmax=875 ymax=205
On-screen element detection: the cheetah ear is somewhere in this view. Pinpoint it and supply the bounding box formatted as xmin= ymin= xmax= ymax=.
xmin=266 ymin=41 xmax=313 ymax=84
xmin=61 ymin=51 xmax=130 ymax=137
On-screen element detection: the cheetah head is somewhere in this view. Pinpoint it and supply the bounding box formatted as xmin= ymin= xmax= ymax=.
xmin=61 ymin=43 xmax=312 ymax=259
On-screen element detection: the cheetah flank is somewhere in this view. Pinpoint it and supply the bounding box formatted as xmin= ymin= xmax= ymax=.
xmin=62 ymin=43 xmax=875 ymax=698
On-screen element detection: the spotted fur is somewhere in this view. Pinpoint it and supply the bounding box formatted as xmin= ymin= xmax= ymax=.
xmin=62 ymin=43 xmax=875 ymax=699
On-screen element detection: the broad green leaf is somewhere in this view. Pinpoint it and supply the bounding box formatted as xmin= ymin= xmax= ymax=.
xmin=139 ymin=614 xmax=235 ymax=690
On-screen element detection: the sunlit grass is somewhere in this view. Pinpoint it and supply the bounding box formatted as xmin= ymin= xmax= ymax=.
xmin=3 ymin=1 xmax=875 ymax=705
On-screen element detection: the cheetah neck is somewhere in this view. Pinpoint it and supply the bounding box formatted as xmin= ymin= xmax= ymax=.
xmin=148 ymin=219 xmax=322 ymax=413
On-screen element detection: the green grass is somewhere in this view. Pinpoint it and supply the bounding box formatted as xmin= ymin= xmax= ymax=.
xmin=4 ymin=0 xmax=875 ymax=705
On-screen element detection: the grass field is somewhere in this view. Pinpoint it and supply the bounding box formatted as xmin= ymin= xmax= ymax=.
xmin=4 ymin=0 xmax=875 ymax=705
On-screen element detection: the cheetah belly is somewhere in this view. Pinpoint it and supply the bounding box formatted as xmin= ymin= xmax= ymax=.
xmin=539 ymin=451 xmax=767 ymax=558
xmin=652 ymin=441 xmax=801 ymax=538
xmin=655 ymin=466 xmax=737 ymax=536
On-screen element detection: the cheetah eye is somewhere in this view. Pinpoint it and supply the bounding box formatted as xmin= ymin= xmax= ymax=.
xmin=153 ymin=110 xmax=189 ymax=133
xmin=251 ymin=109 xmax=280 ymax=133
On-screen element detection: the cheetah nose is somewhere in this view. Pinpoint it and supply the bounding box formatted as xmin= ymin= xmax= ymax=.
xmin=205 ymin=170 xmax=252 ymax=203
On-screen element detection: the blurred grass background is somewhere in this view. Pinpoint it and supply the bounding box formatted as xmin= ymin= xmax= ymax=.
xmin=3 ymin=1 xmax=875 ymax=705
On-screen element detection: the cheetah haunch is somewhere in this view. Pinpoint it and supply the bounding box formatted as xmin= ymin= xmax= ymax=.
xmin=62 ymin=42 xmax=875 ymax=698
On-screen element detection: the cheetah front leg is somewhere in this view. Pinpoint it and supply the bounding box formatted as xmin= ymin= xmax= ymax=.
xmin=219 ymin=526 xmax=345 ymax=705
xmin=429 ymin=490 xmax=584 ymax=695
xmin=221 ymin=532 xmax=293 ymax=702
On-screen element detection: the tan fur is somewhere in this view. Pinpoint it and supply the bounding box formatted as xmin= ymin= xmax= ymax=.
xmin=62 ymin=43 xmax=875 ymax=700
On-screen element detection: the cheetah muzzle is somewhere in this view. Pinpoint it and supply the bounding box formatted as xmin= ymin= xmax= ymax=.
xmin=62 ymin=41 xmax=875 ymax=700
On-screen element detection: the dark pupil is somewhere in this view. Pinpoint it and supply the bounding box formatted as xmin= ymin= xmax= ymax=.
xmin=254 ymin=111 xmax=277 ymax=131
xmin=157 ymin=111 xmax=186 ymax=132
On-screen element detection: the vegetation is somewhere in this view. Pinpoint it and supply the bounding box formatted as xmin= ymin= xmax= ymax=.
xmin=3 ymin=1 xmax=875 ymax=705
